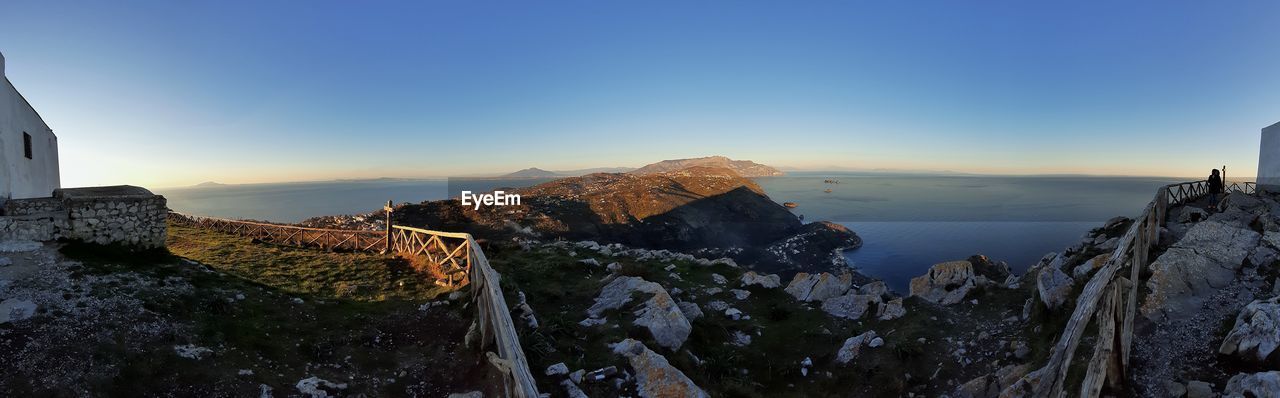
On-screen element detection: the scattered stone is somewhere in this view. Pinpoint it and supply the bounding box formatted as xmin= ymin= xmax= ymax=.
xmin=579 ymin=258 xmax=601 ymax=267
xmin=730 ymin=331 xmax=752 ymax=346
xmin=586 ymin=366 xmax=617 ymax=381
xmin=1036 ymin=265 xmax=1075 ymax=312
xmin=785 ymin=272 xmax=852 ymax=302
xmin=857 ymin=281 xmax=889 ymax=298
xmin=606 ymin=262 xmax=622 ymax=272
xmin=295 ymin=376 xmax=348 ymax=398
xmin=632 ymin=287 xmax=693 ymax=350
xmin=1143 ymin=220 xmax=1262 ymax=319
xmin=173 ymin=344 xmax=213 ymax=360
xmin=730 ymin=289 xmax=750 ymax=300
xmin=877 ymin=298 xmax=906 ymax=321
xmin=569 ymin=369 xmax=585 ymax=384
xmin=546 ymin=362 xmax=569 ymax=376
xmin=703 ymin=287 xmax=723 ymax=296
xmin=561 ymin=380 xmax=588 ymax=398
xmin=711 ymin=273 xmax=728 ymax=285
xmin=0 ymin=240 xmax=41 ymax=252
xmin=677 ymin=301 xmax=704 ymax=321
xmin=0 ymin=298 xmax=37 ymax=324
xmin=579 ymin=317 xmax=607 ymax=327
xmin=1220 ymin=296 xmax=1280 ymax=362
xmin=705 ymin=300 xmax=730 ymax=312
xmin=611 ymin=339 xmax=709 ymax=398
xmin=291 ymin=297 xmax=304 ymax=305
xmin=587 ymin=276 xmax=664 ymax=317
xmin=664 ymin=264 xmax=676 ymax=271
xmin=1225 ymin=371 xmax=1280 ymax=397
xmin=1072 ymin=253 xmax=1112 ymax=279
xmin=725 ymin=308 xmax=743 ymax=320
xmin=740 ymin=271 xmax=782 ymax=288
xmin=868 ymin=337 xmax=884 ymax=348
xmin=238 ymin=369 xmax=254 ymax=376
xmin=1185 ymin=380 xmax=1213 ymax=398
xmin=822 ymin=293 xmax=878 ymax=320
xmin=835 ymin=330 xmax=878 ymax=364
xmin=1163 ymin=381 xmax=1187 ymax=398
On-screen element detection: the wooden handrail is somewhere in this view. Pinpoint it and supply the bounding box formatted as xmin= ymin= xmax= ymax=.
xmin=1032 ymin=180 xmax=1254 ymax=397
xmin=167 ymin=212 xmax=541 ymax=397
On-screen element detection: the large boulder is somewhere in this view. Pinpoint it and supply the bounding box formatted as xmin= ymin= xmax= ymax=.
xmin=877 ymin=298 xmax=907 ymax=321
xmin=611 ymin=339 xmax=709 ymax=398
xmin=835 ymin=330 xmax=878 ymax=364
xmin=1072 ymin=252 xmax=1112 ymax=279
xmin=1220 ymin=296 xmax=1280 ymax=362
xmin=785 ymin=272 xmax=852 ymax=302
xmin=1225 ymin=371 xmax=1280 ymax=398
xmin=1142 ymin=220 xmax=1262 ymax=319
xmin=1036 ymin=266 xmax=1075 ymax=312
xmin=821 ymin=293 xmax=879 ymax=320
xmin=587 ymin=276 xmax=690 ymax=350
xmin=911 ymin=261 xmax=981 ymax=305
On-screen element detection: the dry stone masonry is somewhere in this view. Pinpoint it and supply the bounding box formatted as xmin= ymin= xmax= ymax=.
xmin=0 ymin=185 xmax=166 ymax=249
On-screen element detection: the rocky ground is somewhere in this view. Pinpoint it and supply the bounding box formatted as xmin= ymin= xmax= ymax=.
xmin=0 ymin=223 xmax=490 ymax=397
xmin=478 ymin=212 xmax=1135 ymax=398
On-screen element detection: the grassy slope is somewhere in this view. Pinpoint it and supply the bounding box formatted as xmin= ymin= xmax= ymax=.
xmin=22 ymin=223 xmax=485 ymax=396
xmin=489 ymin=244 xmax=1049 ymax=398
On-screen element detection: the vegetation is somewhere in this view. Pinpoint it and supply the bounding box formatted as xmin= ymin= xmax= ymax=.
xmin=4 ymin=222 xmax=483 ymax=396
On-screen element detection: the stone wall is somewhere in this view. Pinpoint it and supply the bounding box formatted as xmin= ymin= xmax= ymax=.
xmin=0 ymin=185 xmax=167 ymax=249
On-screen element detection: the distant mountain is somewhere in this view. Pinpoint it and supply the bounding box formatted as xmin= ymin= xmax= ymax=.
xmin=555 ymin=167 xmax=636 ymax=175
xmin=501 ymin=168 xmax=562 ymax=178
xmin=629 ymin=156 xmax=784 ymax=177
xmin=193 ymin=181 xmax=226 ymax=187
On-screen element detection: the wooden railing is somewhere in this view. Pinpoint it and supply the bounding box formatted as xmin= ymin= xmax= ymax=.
xmin=168 ymin=213 xmax=387 ymax=252
xmin=167 ymin=213 xmax=541 ymax=397
xmin=1031 ymin=180 xmax=1252 ymax=397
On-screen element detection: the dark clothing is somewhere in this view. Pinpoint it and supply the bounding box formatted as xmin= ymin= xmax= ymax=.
xmin=1208 ymin=175 xmax=1224 ymax=194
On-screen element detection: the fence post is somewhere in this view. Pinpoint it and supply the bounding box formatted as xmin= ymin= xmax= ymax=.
xmin=384 ymin=200 xmax=394 ymax=254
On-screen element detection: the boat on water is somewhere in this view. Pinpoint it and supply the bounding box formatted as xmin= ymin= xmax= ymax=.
xmin=823 ymin=188 xmax=833 ymax=193
xmin=783 ymin=202 xmax=798 ymax=208
xmin=824 ymin=179 xmax=839 ymax=184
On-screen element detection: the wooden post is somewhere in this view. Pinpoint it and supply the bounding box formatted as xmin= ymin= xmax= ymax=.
xmin=384 ymin=200 xmax=394 ymax=254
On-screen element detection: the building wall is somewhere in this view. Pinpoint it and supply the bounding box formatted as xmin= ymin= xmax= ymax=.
xmin=0 ymin=52 xmax=61 ymax=199
xmin=1259 ymin=121 xmax=1280 ymax=191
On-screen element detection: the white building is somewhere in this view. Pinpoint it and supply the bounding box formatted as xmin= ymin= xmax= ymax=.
xmin=0 ymin=52 xmax=60 ymax=199
xmin=1259 ymin=121 xmax=1280 ymax=191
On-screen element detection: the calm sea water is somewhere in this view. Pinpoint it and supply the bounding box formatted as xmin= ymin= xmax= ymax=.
xmin=159 ymin=173 xmax=1187 ymax=292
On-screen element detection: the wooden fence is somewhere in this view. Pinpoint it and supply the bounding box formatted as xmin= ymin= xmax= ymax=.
xmin=1032 ymin=179 xmax=1254 ymax=397
xmin=167 ymin=212 xmax=541 ymax=397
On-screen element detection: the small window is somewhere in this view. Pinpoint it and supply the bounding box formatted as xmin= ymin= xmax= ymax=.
xmin=23 ymin=132 xmax=32 ymax=159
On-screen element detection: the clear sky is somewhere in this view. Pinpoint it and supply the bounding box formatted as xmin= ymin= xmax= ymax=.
xmin=1 ymin=1 xmax=1278 ymax=188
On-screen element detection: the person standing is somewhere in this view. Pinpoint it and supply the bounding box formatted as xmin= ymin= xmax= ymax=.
xmin=1208 ymin=169 xmax=1224 ymax=211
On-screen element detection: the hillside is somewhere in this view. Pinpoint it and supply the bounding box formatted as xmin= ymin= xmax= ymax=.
xmin=629 ymin=156 xmax=784 ymax=177
xmin=500 ymin=168 xmax=562 ymax=178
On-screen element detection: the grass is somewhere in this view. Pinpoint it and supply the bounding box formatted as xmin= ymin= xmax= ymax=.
xmin=12 ymin=221 xmax=486 ymax=396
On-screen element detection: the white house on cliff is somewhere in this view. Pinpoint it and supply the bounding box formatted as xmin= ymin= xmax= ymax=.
xmin=0 ymin=51 xmax=60 ymax=199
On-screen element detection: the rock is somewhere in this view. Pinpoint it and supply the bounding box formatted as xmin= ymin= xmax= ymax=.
xmin=1036 ymin=266 xmax=1075 ymax=312
xmin=606 ymin=262 xmax=622 ymax=272
xmin=579 ymin=317 xmax=607 ymax=327
xmin=1000 ymin=367 xmax=1045 ymax=398
xmin=561 ymin=380 xmax=588 ymax=398
xmin=1163 ymin=381 xmax=1188 ymax=398
xmin=587 ymin=276 xmax=690 ymax=349
xmin=631 ymin=288 xmax=693 ymax=350
xmin=910 ymin=261 xmax=980 ymax=305
xmin=857 ymin=281 xmax=889 ymax=298
xmin=586 ymin=366 xmax=617 ymax=381
xmin=1178 ymin=207 xmax=1209 ymax=223
xmin=955 ymin=364 xmax=1031 ymax=398
xmin=1011 ymin=341 xmax=1030 ymax=359
xmin=1072 ymin=253 xmax=1112 ymax=279
xmin=1220 ymin=296 xmax=1280 ymax=362
xmin=677 ymin=301 xmax=704 ymax=321
xmin=587 ymin=276 xmax=664 ymax=317
xmin=822 ymin=293 xmax=879 ymax=320
xmin=569 ymin=369 xmax=585 ymax=384
xmin=868 ymin=337 xmax=884 ymax=348
xmin=705 ymin=300 xmax=730 ymax=312
xmin=447 ymin=392 xmax=483 ymax=398
xmin=173 ymin=344 xmax=213 ymax=360
xmin=546 ymin=362 xmax=569 ymax=376
xmin=877 ymin=298 xmax=907 ymax=321
xmin=1143 ymin=220 xmax=1261 ymax=319
xmin=711 ymin=273 xmax=728 ymax=285
xmin=730 ymin=331 xmax=752 ymax=346
xmin=786 ymin=272 xmax=852 ymax=302
xmin=835 ymin=330 xmax=878 ymax=364
xmin=295 ymin=376 xmax=347 ymax=398
xmin=579 ymin=258 xmax=601 ymax=267
xmin=0 ymin=298 xmax=36 ymax=324
xmin=725 ymin=308 xmax=743 ymax=320
xmin=1186 ymin=380 xmax=1213 ymax=398
xmin=1225 ymin=371 xmax=1280 ymax=398
xmin=740 ymin=271 xmax=781 ymax=288
xmin=730 ymin=289 xmax=751 ymax=300
xmin=611 ymin=339 xmax=709 ymax=398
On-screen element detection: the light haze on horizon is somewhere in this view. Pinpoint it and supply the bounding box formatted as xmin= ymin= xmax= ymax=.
xmin=1 ymin=1 xmax=1278 ymax=188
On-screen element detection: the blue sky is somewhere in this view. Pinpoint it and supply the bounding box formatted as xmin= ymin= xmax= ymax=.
xmin=1 ymin=1 xmax=1278 ymax=187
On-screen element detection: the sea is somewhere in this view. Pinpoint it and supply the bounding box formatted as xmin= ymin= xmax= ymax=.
xmin=157 ymin=173 xmax=1189 ymax=293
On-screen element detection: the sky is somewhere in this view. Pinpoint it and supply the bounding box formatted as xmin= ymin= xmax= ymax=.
xmin=1 ymin=1 xmax=1278 ymax=188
